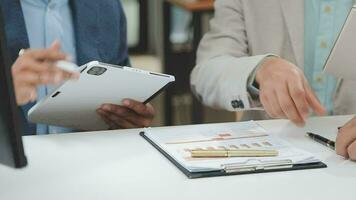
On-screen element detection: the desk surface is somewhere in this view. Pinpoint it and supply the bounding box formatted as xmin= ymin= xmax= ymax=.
xmin=168 ymin=0 xmax=214 ymax=12
xmin=0 ymin=115 xmax=355 ymax=200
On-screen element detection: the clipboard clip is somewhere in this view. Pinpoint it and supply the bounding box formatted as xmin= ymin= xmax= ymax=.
xmin=222 ymin=159 xmax=293 ymax=173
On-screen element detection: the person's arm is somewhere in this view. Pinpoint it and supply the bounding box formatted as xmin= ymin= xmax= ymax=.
xmin=12 ymin=42 xmax=79 ymax=105
xmin=255 ymin=57 xmax=326 ymax=126
xmin=191 ymin=0 xmax=325 ymax=126
xmin=191 ymin=0 xmax=271 ymax=112
xmin=336 ymin=117 xmax=356 ymax=160
xmin=96 ymin=1 xmax=155 ymax=129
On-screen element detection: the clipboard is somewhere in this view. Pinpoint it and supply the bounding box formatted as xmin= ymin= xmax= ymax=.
xmin=140 ymin=132 xmax=327 ymax=179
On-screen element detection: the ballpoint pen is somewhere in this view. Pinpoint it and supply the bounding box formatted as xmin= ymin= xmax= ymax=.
xmin=190 ymin=149 xmax=279 ymax=158
xmin=306 ymin=132 xmax=335 ymax=150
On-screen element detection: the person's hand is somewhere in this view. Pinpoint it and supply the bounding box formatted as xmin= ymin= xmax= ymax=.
xmin=256 ymin=57 xmax=327 ymax=126
xmin=12 ymin=41 xmax=79 ymax=105
xmin=336 ymin=117 xmax=356 ymax=160
xmin=96 ymin=99 xmax=155 ymax=129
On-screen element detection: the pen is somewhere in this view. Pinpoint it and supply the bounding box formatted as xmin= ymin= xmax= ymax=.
xmin=190 ymin=149 xmax=279 ymax=158
xmin=306 ymin=132 xmax=335 ymax=150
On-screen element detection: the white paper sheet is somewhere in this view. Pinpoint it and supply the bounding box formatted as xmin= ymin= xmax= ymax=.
xmin=144 ymin=121 xmax=320 ymax=172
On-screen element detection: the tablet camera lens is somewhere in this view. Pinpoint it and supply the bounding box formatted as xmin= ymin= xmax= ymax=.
xmin=87 ymin=66 xmax=107 ymax=76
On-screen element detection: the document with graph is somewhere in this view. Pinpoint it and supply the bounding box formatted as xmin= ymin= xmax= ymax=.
xmin=140 ymin=121 xmax=326 ymax=178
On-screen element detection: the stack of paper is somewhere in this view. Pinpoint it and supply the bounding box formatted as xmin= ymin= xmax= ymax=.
xmin=144 ymin=121 xmax=321 ymax=173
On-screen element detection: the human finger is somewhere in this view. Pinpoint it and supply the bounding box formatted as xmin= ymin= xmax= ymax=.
xmin=304 ymin=79 xmax=327 ymax=116
xmin=97 ymin=109 xmax=120 ymax=129
xmin=260 ymin=90 xmax=279 ymax=118
xmin=100 ymin=109 xmax=137 ymax=129
xmin=277 ymin=83 xmax=305 ymax=126
xmin=287 ymin=77 xmax=309 ymax=120
xmin=100 ymin=104 xmax=151 ymax=128
xmin=347 ymin=141 xmax=356 ymax=161
xmin=336 ymin=119 xmax=356 ymax=158
xmin=24 ymin=48 xmax=67 ymax=61
xmin=268 ymin=90 xmax=287 ymax=118
xmin=122 ymin=99 xmax=155 ymax=118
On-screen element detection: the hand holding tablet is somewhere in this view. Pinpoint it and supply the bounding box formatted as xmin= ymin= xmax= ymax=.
xmin=28 ymin=61 xmax=175 ymax=131
xmin=97 ymin=99 xmax=155 ymax=129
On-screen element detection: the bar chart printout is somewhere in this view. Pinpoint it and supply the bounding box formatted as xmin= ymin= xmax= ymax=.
xmin=144 ymin=121 xmax=321 ymax=172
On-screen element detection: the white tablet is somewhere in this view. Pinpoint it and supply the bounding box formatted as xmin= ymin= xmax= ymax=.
xmin=324 ymin=6 xmax=356 ymax=80
xmin=28 ymin=61 xmax=175 ymax=131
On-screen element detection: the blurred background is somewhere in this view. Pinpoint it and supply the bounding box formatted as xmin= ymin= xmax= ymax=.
xmin=121 ymin=0 xmax=235 ymax=127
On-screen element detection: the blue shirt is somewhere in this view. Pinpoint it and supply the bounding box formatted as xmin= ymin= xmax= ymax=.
xmin=20 ymin=0 xmax=76 ymax=134
xmin=304 ymin=0 xmax=354 ymax=114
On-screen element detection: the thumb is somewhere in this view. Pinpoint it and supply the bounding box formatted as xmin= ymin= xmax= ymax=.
xmin=304 ymin=80 xmax=327 ymax=116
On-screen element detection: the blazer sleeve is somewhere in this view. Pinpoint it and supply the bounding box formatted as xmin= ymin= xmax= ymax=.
xmin=117 ymin=0 xmax=131 ymax=67
xmin=190 ymin=0 xmax=271 ymax=111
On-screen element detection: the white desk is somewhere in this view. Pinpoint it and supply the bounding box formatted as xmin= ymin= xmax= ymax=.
xmin=0 ymin=115 xmax=355 ymax=200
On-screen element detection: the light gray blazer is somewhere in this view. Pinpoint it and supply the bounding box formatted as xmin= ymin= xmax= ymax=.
xmin=191 ymin=0 xmax=356 ymax=120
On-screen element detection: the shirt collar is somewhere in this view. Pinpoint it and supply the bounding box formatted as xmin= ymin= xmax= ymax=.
xmin=21 ymin=0 xmax=69 ymax=7
xmin=44 ymin=0 xmax=69 ymax=5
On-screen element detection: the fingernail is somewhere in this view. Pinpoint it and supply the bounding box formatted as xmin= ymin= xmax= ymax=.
xmin=65 ymin=55 xmax=73 ymax=61
xmin=102 ymin=105 xmax=110 ymax=111
xmin=30 ymin=91 xmax=37 ymax=102
xmin=50 ymin=40 xmax=61 ymax=50
xmin=302 ymin=115 xmax=308 ymax=122
xmin=51 ymin=40 xmax=59 ymax=46
xmin=123 ymin=99 xmax=130 ymax=106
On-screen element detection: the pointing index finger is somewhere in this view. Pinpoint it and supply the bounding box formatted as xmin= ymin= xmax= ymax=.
xmin=304 ymin=80 xmax=327 ymax=116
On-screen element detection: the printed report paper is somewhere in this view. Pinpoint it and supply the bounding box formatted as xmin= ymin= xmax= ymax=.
xmin=144 ymin=121 xmax=320 ymax=173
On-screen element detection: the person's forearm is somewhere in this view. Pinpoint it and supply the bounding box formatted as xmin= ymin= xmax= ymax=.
xmin=191 ymin=54 xmax=272 ymax=111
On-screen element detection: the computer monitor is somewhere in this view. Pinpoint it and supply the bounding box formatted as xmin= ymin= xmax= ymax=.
xmin=0 ymin=8 xmax=27 ymax=168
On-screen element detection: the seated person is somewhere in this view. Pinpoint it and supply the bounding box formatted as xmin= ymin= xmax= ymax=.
xmin=2 ymin=0 xmax=154 ymax=134
xmin=190 ymin=0 xmax=356 ymax=159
